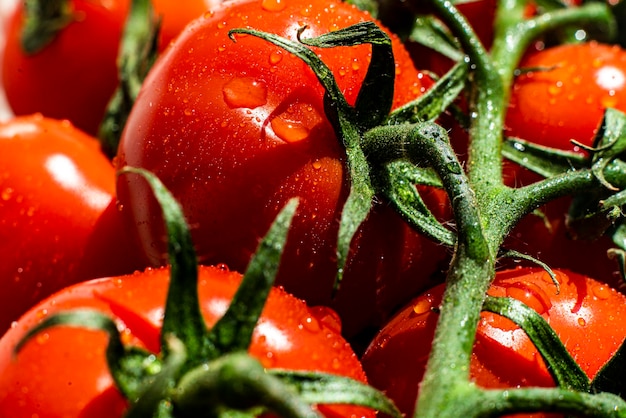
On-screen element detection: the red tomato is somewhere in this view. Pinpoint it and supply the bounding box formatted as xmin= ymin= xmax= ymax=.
xmin=1 ymin=0 xmax=213 ymax=136
xmin=115 ymin=0 xmax=449 ymax=338
xmin=0 ymin=265 xmax=373 ymax=418
xmin=506 ymin=41 xmax=626 ymax=152
xmin=0 ymin=114 xmax=145 ymax=335
xmin=362 ymin=267 xmax=626 ymax=418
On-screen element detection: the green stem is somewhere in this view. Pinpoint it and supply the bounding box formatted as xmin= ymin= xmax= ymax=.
xmin=479 ymin=387 xmax=626 ymax=418
xmin=21 ymin=0 xmax=74 ymax=54
xmin=427 ymin=0 xmax=505 ymax=202
xmin=173 ymin=353 xmax=322 ymax=418
xmin=491 ymin=0 xmax=616 ymax=97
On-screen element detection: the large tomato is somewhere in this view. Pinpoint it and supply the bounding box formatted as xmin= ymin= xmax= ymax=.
xmin=1 ymin=0 xmax=215 ymax=136
xmin=506 ymin=41 xmax=626 ymax=152
xmin=115 ymin=0 xmax=448 ymax=338
xmin=0 ymin=114 xmax=145 ymax=335
xmin=0 ymin=265 xmax=373 ymax=418
xmin=362 ymin=267 xmax=626 ymax=418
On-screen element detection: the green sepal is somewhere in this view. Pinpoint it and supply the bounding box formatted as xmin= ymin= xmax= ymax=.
xmin=270 ymin=369 xmax=403 ymax=418
xmin=498 ymin=249 xmax=560 ymax=294
xmin=173 ymin=353 xmax=323 ymax=418
xmin=125 ymin=335 xmax=187 ymax=418
xmin=591 ymin=333 xmax=626 ymax=397
xmin=482 ymin=296 xmax=590 ymax=392
xmin=386 ymin=59 xmax=468 ymax=125
xmin=118 ymin=167 xmax=208 ymax=363
xmin=378 ymin=160 xmax=456 ymax=246
xmin=228 ymin=26 xmax=376 ymax=295
xmin=408 ymin=15 xmax=464 ymax=62
xmin=566 ymin=109 xmax=626 ymax=240
xmin=208 ymin=199 xmax=298 ymax=354
xmin=501 ymin=137 xmax=586 ymax=178
xmin=14 ymin=309 xmax=158 ymax=401
xmin=296 ymin=21 xmax=395 ymax=130
xmin=21 ymin=0 xmax=74 ymax=54
xmin=99 ymin=0 xmax=161 ymax=158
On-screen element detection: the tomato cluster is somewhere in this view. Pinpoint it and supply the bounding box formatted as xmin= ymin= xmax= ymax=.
xmin=2 ymin=0 xmax=626 ymax=416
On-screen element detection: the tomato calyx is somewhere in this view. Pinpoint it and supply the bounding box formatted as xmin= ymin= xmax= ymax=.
xmin=14 ymin=167 xmax=400 ymax=417
xmin=99 ymin=0 xmax=160 ymax=158
xmin=20 ymin=0 xmax=74 ymax=54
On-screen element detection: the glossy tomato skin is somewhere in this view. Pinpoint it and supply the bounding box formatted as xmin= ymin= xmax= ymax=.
xmin=0 ymin=114 xmax=146 ymax=335
xmin=1 ymin=0 xmax=214 ymax=136
xmin=506 ymin=41 xmax=626 ymax=152
xmin=362 ymin=267 xmax=626 ymax=418
xmin=0 ymin=265 xmax=374 ymax=418
xmin=115 ymin=0 xmax=448 ymax=338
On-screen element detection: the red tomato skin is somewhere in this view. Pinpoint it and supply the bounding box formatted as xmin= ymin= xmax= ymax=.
xmin=115 ymin=0 xmax=448 ymax=338
xmin=0 ymin=265 xmax=373 ymax=418
xmin=0 ymin=114 xmax=146 ymax=335
xmin=506 ymin=41 xmax=626 ymax=152
xmin=362 ymin=268 xmax=626 ymax=418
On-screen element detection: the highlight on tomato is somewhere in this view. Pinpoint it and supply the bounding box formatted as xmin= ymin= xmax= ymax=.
xmin=362 ymin=267 xmax=626 ymax=418
xmin=0 ymin=114 xmax=145 ymax=335
xmin=114 ymin=0 xmax=450 ymax=338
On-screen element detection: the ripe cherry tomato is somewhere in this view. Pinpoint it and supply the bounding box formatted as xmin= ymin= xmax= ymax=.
xmin=1 ymin=0 xmax=214 ymax=136
xmin=362 ymin=267 xmax=626 ymax=418
xmin=0 ymin=114 xmax=145 ymax=335
xmin=506 ymin=41 xmax=626 ymax=152
xmin=115 ymin=0 xmax=448 ymax=338
xmin=0 ymin=265 xmax=373 ymax=418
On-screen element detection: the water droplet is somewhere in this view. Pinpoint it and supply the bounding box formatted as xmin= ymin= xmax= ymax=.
xmin=271 ymin=117 xmax=310 ymax=143
xmin=261 ymin=0 xmax=286 ymax=11
xmin=412 ymin=298 xmax=432 ymax=315
xmin=504 ymin=281 xmax=552 ymax=315
xmin=310 ymin=306 xmax=342 ymax=333
xmin=269 ymin=50 xmax=283 ymax=65
xmin=222 ymin=77 xmax=268 ymax=109
xmin=1 ymin=187 xmax=13 ymax=201
xmin=312 ymin=160 xmax=322 ymax=170
xmin=36 ymin=332 xmax=50 ymax=345
xmin=184 ymin=108 xmax=193 ymax=116
xmin=548 ymin=84 xmax=562 ymax=96
xmin=299 ymin=315 xmax=321 ymax=333
xmin=216 ymin=263 xmax=229 ymax=271
xmin=577 ymin=317 xmax=587 ymax=327
xmin=592 ymin=284 xmax=611 ymax=300
xmin=331 ymin=357 xmax=341 ymax=369
xmin=351 ymin=59 xmax=361 ymax=71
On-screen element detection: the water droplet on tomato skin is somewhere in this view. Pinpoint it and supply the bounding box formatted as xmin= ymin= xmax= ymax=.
xmin=592 ymin=284 xmax=611 ymax=300
xmin=271 ymin=117 xmax=311 ymax=143
xmin=261 ymin=0 xmax=286 ymax=12
xmin=299 ymin=315 xmax=321 ymax=333
xmin=577 ymin=317 xmax=587 ymax=327
xmin=1 ymin=187 xmax=13 ymax=201
xmin=222 ymin=77 xmax=268 ymax=109
xmin=503 ymin=281 xmax=552 ymax=315
xmin=269 ymin=50 xmax=283 ymax=65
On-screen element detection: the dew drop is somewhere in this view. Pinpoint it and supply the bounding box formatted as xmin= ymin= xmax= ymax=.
xmin=299 ymin=315 xmax=321 ymax=333
xmin=578 ymin=317 xmax=587 ymax=327
xmin=312 ymin=160 xmax=322 ymax=170
xmin=310 ymin=306 xmax=342 ymax=333
xmin=35 ymin=332 xmax=50 ymax=345
xmin=504 ymin=281 xmax=552 ymax=315
xmin=261 ymin=0 xmax=286 ymax=12
xmin=548 ymin=84 xmax=562 ymax=96
xmin=1 ymin=187 xmax=13 ymax=201
xmin=412 ymin=297 xmax=432 ymax=315
xmin=222 ymin=77 xmax=268 ymax=109
xmin=592 ymin=284 xmax=611 ymax=300
xmin=271 ymin=117 xmax=310 ymax=143
xmin=269 ymin=50 xmax=283 ymax=65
